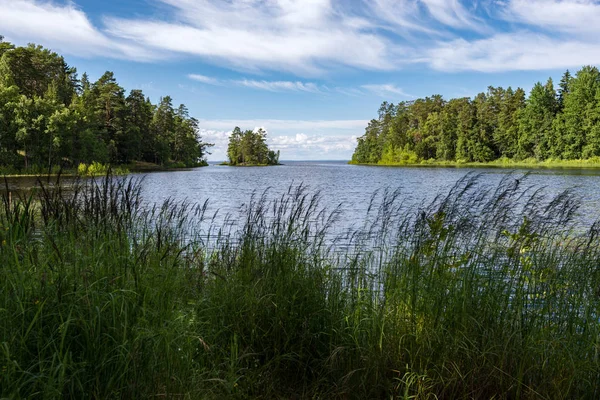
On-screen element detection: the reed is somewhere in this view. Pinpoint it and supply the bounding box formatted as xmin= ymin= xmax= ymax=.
xmin=1 ymin=173 xmax=598 ymax=399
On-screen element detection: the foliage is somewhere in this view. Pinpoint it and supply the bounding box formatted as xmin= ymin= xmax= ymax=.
xmin=352 ymin=66 xmax=600 ymax=165
xmin=227 ymin=127 xmax=280 ymax=166
xmin=1 ymin=175 xmax=599 ymax=398
xmin=0 ymin=38 xmax=212 ymax=173
xmin=77 ymin=162 xmax=129 ymax=176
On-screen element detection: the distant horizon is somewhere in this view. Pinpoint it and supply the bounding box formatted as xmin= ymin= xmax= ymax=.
xmin=207 ymin=159 xmax=351 ymax=163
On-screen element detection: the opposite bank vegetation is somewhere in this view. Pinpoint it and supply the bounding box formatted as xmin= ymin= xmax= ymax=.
xmin=1 ymin=174 xmax=599 ymax=399
xmin=0 ymin=37 xmax=212 ymax=176
xmin=351 ymin=66 xmax=600 ymax=168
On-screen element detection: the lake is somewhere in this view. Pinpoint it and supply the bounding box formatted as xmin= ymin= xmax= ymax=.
xmin=136 ymin=161 xmax=600 ymax=232
xmin=5 ymin=161 xmax=600 ymax=234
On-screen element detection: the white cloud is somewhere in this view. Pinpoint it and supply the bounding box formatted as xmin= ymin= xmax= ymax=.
xmin=361 ymin=84 xmax=413 ymax=98
xmin=0 ymin=0 xmax=156 ymax=60
xmin=5 ymin=0 xmax=600 ymax=77
xmin=270 ymin=133 xmax=357 ymax=153
xmin=198 ymin=120 xmax=365 ymax=160
xmin=188 ymin=74 xmax=415 ymax=97
xmin=199 ymin=128 xmax=358 ymax=161
xmin=504 ymin=0 xmax=600 ymax=36
xmin=188 ymin=74 xmax=322 ymax=92
xmin=104 ymin=0 xmax=397 ymax=75
xmin=423 ymin=0 xmax=600 ymax=72
xmin=200 ymin=129 xmax=231 ymax=146
xmin=420 ymin=0 xmax=485 ymax=31
xmin=235 ymin=79 xmax=322 ymax=93
xmin=367 ymin=0 xmax=435 ymax=34
xmin=427 ymin=32 xmax=600 ymax=72
xmin=188 ymin=74 xmax=223 ymax=85
xmin=197 ymin=119 xmax=368 ymax=132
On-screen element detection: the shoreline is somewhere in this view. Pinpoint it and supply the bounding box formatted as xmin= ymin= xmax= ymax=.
xmin=349 ymin=159 xmax=600 ymax=170
xmin=0 ymin=162 xmax=209 ymax=178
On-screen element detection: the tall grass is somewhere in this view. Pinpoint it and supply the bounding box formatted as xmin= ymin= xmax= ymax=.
xmin=1 ymin=173 xmax=599 ymax=399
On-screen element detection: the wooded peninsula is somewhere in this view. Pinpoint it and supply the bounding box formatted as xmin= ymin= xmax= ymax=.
xmin=352 ymin=66 xmax=600 ymax=167
xmin=0 ymin=37 xmax=211 ymax=174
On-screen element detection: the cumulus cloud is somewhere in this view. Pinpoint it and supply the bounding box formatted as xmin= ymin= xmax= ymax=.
xmin=270 ymin=133 xmax=357 ymax=153
xmin=197 ymin=119 xmax=368 ymax=132
xmin=198 ymin=121 xmax=365 ymax=160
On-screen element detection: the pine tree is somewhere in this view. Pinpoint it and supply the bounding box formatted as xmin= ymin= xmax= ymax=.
xmin=558 ymin=70 xmax=572 ymax=112
xmin=518 ymin=79 xmax=557 ymax=160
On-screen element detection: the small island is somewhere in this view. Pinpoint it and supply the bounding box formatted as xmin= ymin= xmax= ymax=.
xmin=224 ymin=127 xmax=280 ymax=166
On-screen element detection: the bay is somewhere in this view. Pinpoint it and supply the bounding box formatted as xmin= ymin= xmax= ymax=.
xmin=139 ymin=161 xmax=600 ymax=230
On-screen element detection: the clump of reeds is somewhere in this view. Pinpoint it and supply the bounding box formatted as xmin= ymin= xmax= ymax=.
xmin=1 ymin=173 xmax=599 ymax=399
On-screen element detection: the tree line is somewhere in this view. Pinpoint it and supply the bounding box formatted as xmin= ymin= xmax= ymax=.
xmin=352 ymin=66 xmax=600 ymax=164
xmin=0 ymin=37 xmax=211 ymax=172
xmin=226 ymin=127 xmax=280 ymax=166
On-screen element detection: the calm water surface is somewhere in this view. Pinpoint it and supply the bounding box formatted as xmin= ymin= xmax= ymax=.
xmin=5 ymin=161 xmax=600 ymax=230
xmin=138 ymin=161 xmax=600 ymax=229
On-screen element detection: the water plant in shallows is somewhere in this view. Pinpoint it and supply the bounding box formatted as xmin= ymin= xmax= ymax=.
xmin=0 ymin=173 xmax=599 ymax=399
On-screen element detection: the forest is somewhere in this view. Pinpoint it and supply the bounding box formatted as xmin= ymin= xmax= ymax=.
xmin=226 ymin=127 xmax=280 ymax=165
xmin=351 ymin=66 xmax=600 ymax=165
xmin=0 ymin=37 xmax=211 ymax=173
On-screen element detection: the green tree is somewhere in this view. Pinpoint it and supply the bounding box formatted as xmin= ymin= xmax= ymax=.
xmin=561 ymin=66 xmax=600 ymax=159
xmin=0 ymin=39 xmax=209 ymax=172
xmin=228 ymin=127 xmax=243 ymax=165
xmin=0 ymin=82 xmax=21 ymax=166
xmin=470 ymin=91 xmax=497 ymax=162
xmin=91 ymin=71 xmax=126 ymax=163
xmin=557 ymin=70 xmax=572 ymax=112
xmin=494 ymin=87 xmax=526 ymax=158
xmin=151 ymin=96 xmax=175 ymax=164
xmin=518 ymin=79 xmax=557 ymax=160
xmin=121 ymin=89 xmax=152 ymax=163
xmin=227 ymin=128 xmax=278 ymax=165
xmin=0 ymin=44 xmax=77 ymax=104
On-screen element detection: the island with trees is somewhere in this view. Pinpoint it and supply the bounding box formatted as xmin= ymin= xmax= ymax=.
xmin=0 ymin=37 xmax=211 ymax=175
xmin=351 ymin=66 xmax=600 ymax=168
xmin=225 ymin=127 xmax=281 ymax=166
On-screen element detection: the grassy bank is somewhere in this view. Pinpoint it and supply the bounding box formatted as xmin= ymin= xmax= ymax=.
xmin=218 ymin=162 xmax=281 ymax=166
xmin=0 ymin=160 xmax=209 ymax=177
xmin=1 ymin=175 xmax=599 ymax=398
xmin=350 ymin=156 xmax=600 ymax=169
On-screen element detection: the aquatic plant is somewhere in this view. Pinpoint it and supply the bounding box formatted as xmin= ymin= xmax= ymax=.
xmin=1 ymin=174 xmax=599 ymax=399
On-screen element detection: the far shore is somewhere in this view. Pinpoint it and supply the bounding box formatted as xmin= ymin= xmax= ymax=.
xmin=349 ymin=158 xmax=600 ymax=170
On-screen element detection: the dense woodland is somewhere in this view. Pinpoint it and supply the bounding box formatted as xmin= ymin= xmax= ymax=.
xmin=226 ymin=127 xmax=280 ymax=165
xmin=0 ymin=37 xmax=211 ymax=172
xmin=352 ymin=66 xmax=600 ymax=164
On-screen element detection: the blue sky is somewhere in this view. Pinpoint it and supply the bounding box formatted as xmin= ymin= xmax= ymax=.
xmin=2 ymin=0 xmax=600 ymax=160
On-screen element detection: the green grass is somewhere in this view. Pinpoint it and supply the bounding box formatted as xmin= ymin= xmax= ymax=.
xmin=0 ymin=160 xmax=208 ymax=177
xmin=351 ymin=156 xmax=600 ymax=169
xmin=1 ymin=174 xmax=599 ymax=398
